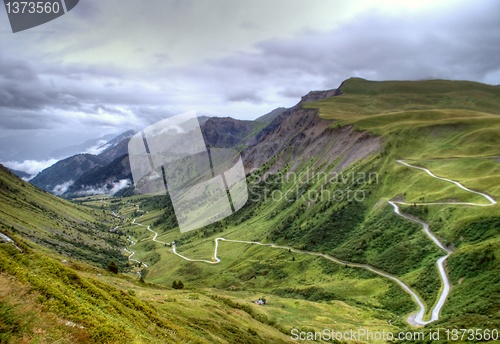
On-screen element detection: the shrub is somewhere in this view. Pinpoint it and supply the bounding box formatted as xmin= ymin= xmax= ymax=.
xmin=107 ymin=261 xmax=119 ymax=274
xmin=172 ymin=280 xmax=184 ymax=290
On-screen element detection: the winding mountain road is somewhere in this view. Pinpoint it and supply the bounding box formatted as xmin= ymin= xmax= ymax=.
xmin=395 ymin=160 xmax=497 ymax=207
xmin=122 ymin=207 xmax=171 ymax=269
xmin=390 ymin=160 xmax=496 ymax=325
xmin=113 ymin=208 xmax=151 ymax=268
xmin=173 ymin=236 xmax=433 ymax=325
xmin=129 ymin=160 xmax=496 ymax=326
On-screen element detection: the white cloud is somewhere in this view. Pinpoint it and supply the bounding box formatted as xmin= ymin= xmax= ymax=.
xmin=109 ymin=179 xmax=132 ymax=195
xmin=73 ymin=179 xmax=132 ymax=196
xmin=83 ymin=140 xmax=110 ymax=155
xmin=52 ymin=180 xmax=74 ymax=196
xmin=1 ymin=158 xmax=58 ymax=175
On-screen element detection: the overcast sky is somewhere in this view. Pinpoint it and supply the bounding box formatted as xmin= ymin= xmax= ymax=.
xmin=1 ymin=0 xmax=499 ymax=172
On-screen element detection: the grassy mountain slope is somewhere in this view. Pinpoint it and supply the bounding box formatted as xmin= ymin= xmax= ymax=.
xmin=0 ymin=164 xmax=126 ymax=268
xmin=126 ymin=78 xmax=499 ymax=336
xmin=91 ymin=198 xmax=403 ymax=338
xmin=307 ymin=78 xmax=500 ymax=158
xmin=304 ymin=78 xmax=500 ymax=328
xmin=0 ymin=237 xmax=296 ymax=343
xmin=0 ymin=168 xmax=298 ymax=343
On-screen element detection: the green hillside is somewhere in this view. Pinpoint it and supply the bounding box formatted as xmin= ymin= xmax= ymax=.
xmin=0 ymin=168 xmax=296 ymax=343
xmin=0 ymin=236 xmax=298 ymax=343
xmin=122 ymin=79 xmax=499 ymax=339
xmin=0 ymin=165 xmax=128 ymax=268
xmin=303 ymin=78 xmax=500 ymax=330
xmin=307 ymin=78 xmax=500 ymax=159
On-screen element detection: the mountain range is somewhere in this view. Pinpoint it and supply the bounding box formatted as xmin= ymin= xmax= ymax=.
xmin=28 ymin=92 xmax=358 ymax=197
xmin=1 ymin=77 xmax=499 ymax=343
xmin=29 ymin=109 xmax=284 ymax=197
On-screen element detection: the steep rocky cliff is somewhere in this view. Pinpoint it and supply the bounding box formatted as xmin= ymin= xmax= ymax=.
xmin=243 ymin=88 xmax=381 ymax=173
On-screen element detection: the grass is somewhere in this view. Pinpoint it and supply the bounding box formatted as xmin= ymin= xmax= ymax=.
xmin=0 ymin=272 xmax=92 ymax=344
xmin=0 ymin=237 xmax=299 ymax=343
xmin=406 ymin=157 xmax=500 ymax=198
xmin=107 ymin=196 xmax=413 ymax=332
xmin=305 ymin=78 xmax=500 ymax=161
xmin=117 ymin=192 xmax=431 ymax=324
xmin=0 ymin=168 xmax=298 ymax=342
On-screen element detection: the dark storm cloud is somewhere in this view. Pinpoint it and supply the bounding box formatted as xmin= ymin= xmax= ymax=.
xmin=1 ymin=0 xmax=500 ymax=166
xmin=192 ymin=0 xmax=500 ymax=100
xmin=226 ymin=90 xmax=263 ymax=103
xmin=0 ymin=51 xmax=173 ymax=132
xmin=0 ymin=56 xmax=52 ymax=110
xmin=0 ymin=108 xmax=64 ymax=130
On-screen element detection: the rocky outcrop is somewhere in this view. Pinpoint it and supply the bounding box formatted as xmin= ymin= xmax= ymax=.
xmin=243 ymin=88 xmax=381 ymax=173
xmin=201 ymin=117 xmax=259 ymax=148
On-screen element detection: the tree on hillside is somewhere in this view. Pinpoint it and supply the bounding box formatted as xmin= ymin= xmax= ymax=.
xmin=139 ymin=268 xmax=148 ymax=283
xmin=172 ymin=280 xmax=184 ymax=289
xmin=107 ymin=261 xmax=119 ymax=274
